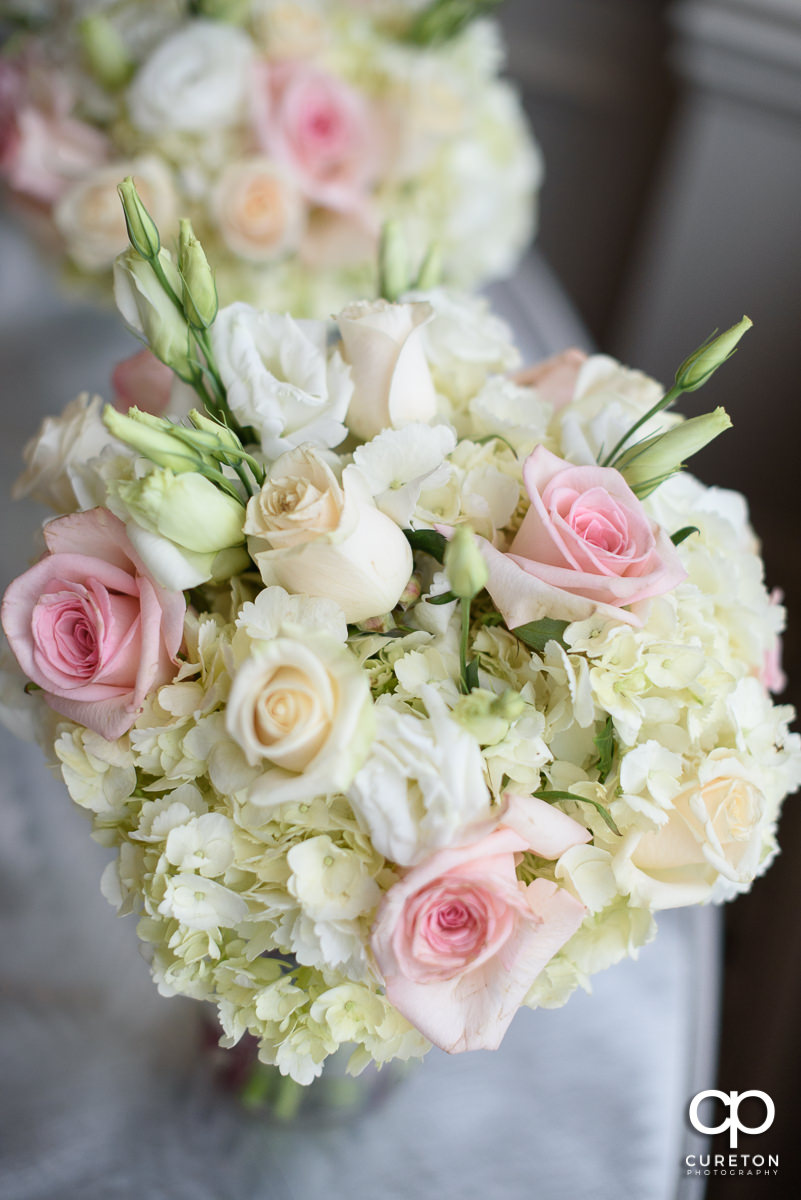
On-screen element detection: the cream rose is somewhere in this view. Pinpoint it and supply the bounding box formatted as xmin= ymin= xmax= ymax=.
xmin=13 ymin=393 xmax=114 ymax=511
xmin=245 ymin=445 xmax=413 ymax=623
xmin=337 ymin=299 xmax=438 ymax=441
xmin=54 ymin=156 xmax=176 ymax=271
xmin=612 ymin=774 xmax=769 ymax=909
xmin=226 ymin=632 xmax=375 ymax=810
xmin=214 ymin=157 xmax=305 ymax=263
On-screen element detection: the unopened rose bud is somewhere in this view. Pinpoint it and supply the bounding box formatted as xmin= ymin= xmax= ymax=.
xmin=179 ymin=218 xmax=218 ymax=329
xmin=103 ymin=405 xmax=202 ymax=473
xmin=445 ymin=524 xmax=489 ymax=600
xmin=79 ymin=15 xmax=134 ymax=89
xmin=378 ymin=220 xmax=410 ymax=303
xmin=675 ymin=316 xmax=752 ymax=393
xmin=117 ymin=176 xmax=161 ymax=260
xmin=617 ymin=407 xmax=732 ymax=497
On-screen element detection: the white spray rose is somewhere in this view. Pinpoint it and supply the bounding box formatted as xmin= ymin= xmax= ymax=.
xmin=347 ymin=689 xmax=492 ymax=865
xmin=245 ymin=445 xmax=413 ymax=623
xmin=226 ymin=631 xmax=375 ymax=811
xmin=127 ymin=21 xmax=254 ymax=134
xmin=337 ymin=299 xmax=437 ymax=441
xmin=13 ymin=394 xmax=114 ymax=511
xmin=55 ymin=157 xmax=177 ymax=272
xmin=210 ymin=302 xmax=352 ymax=459
xmin=612 ymin=773 xmax=769 ymax=909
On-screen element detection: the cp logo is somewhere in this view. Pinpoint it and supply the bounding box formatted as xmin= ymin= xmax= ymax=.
xmin=689 ymin=1090 xmax=775 ymax=1149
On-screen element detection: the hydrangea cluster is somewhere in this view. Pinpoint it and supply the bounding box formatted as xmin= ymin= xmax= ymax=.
xmin=0 ymin=0 xmax=540 ymax=314
xmin=3 ymin=214 xmax=799 ymax=1084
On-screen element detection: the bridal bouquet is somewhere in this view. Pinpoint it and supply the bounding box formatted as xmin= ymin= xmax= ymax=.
xmin=2 ymin=188 xmax=799 ymax=1086
xmin=0 ymin=0 xmax=539 ymax=315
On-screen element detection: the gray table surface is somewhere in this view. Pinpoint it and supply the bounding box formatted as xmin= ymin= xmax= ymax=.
xmin=0 ymin=219 xmax=718 ymax=1200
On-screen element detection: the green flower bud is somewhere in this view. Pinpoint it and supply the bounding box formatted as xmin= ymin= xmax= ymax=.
xmin=79 ymin=15 xmax=134 ymax=89
xmin=405 ymin=0 xmax=503 ymax=47
xmin=617 ymin=407 xmax=732 ymax=497
xmin=117 ymin=176 xmax=161 ymax=260
xmin=675 ymin=316 xmax=752 ymax=392
xmin=414 ymin=243 xmax=443 ymax=291
xmin=378 ymin=220 xmax=410 ymax=302
xmin=453 ymin=688 xmax=523 ymax=746
xmin=196 ymin=0 xmax=251 ymax=22
xmin=445 ymin=524 xmax=489 ymax=600
xmin=114 ymin=469 xmax=246 ymax=555
xmin=178 ymin=218 xmax=218 ymax=330
xmin=113 ymin=248 xmax=195 ymax=380
xmin=103 ymin=405 xmax=203 ymax=473
xmin=189 ymin=409 xmax=242 ymax=454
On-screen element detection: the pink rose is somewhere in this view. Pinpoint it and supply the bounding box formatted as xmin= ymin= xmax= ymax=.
xmin=482 ymin=445 xmax=686 ymax=628
xmin=513 ymin=349 xmax=586 ymax=412
xmin=1 ymin=508 xmax=185 ymax=739
xmin=112 ymin=348 xmax=174 ymax=416
xmin=0 ymin=61 xmax=107 ymax=205
xmin=252 ymin=60 xmax=377 ymax=216
xmin=370 ymin=795 xmax=588 ymax=1053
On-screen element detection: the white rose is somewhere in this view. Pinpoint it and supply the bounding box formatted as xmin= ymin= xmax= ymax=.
xmin=214 ymin=157 xmax=306 ymax=263
xmin=245 ymin=445 xmax=413 ymax=623
xmin=210 ymin=302 xmax=352 ymax=459
xmin=612 ymin=775 xmax=768 ymax=910
xmin=13 ymin=394 xmax=113 ymax=511
xmin=127 ymin=21 xmax=254 ymax=134
xmin=226 ymin=631 xmax=375 ymax=811
xmin=347 ymin=689 xmax=492 ymax=866
xmin=54 ymin=156 xmax=177 ymax=271
xmin=337 ymin=299 xmax=437 ymax=441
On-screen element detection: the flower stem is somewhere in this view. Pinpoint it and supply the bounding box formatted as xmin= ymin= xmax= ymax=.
xmin=601 ymin=383 xmax=682 ymax=468
xmin=459 ymin=597 xmax=471 ymax=694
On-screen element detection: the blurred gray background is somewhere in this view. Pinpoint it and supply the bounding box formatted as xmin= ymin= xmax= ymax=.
xmin=500 ymin=2 xmax=800 ymax=1195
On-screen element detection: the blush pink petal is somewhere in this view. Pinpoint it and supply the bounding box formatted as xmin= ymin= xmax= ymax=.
xmin=513 ymin=349 xmax=586 ymax=411
xmin=1 ymin=508 xmax=185 ymax=739
xmin=371 ymin=803 xmax=588 ymax=1054
xmin=112 ymin=349 xmax=174 ymax=416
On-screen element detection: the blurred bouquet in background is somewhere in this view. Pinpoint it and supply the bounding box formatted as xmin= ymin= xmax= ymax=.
xmin=2 ymin=187 xmax=799 ymax=1092
xmin=0 ymin=0 xmax=540 ymax=315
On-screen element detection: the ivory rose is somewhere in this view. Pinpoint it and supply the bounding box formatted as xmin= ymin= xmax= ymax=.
xmin=613 ymin=773 xmax=769 ymax=909
xmin=482 ymin=445 xmax=686 ymax=627
xmin=253 ymin=60 xmax=377 ymax=215
xmin=245 ymin=445 xmax=413 ymax=622
xmin=214 ymin=157 xmax=305 ymax=263
xmin=337 ymin=299 xmax=438 ymax=441
xmin=1 ymin=508 xmax=185 ymax=739
xmin=13 ymin=393 xmax=113 ymax=512
xmin=370 ymin=794 xmax=588 ymax=1053
xmin=226 ymin=632 xmax=375 ymax=809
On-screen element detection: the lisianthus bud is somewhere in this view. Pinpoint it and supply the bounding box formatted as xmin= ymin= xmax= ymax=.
xmin=445 ymin=524 xmax=489 ymax=600
xmin=79 ymin=15 xmax=133 ymax=89
xmin=103 ymin=405 xmax=202 ymax=473
xmin=178 ymin=218 xmax=218 ymax=329
xmin=117 ymin=176 xmax=161 ymax=260
xmin=405 ymin=0 xmax=503 ymax=46
xmin=197 ymin=0 xmax=250 ymax=21
xmin=453 ymin=687 xmax=525 ymax=746
xmin=675 ymin=317 xmax=752 ymax=392
xmin=110 ymin=468 xmax=248 ymax=589
xmin=617 ymin=408 xmax=732 ymax=497
xmin=113 ymin=248 xmax=194 ymax=380
xmin=378 ymin=220 xmax=410 ymax=303
xmin=413 ymin=243 xmax=443 ymax=291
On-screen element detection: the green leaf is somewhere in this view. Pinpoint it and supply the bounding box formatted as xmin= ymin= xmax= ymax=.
xmin=404 ymin=529 xmax=447 ymax=562
xmin=535 ymin=790 xmax=621 ymax=837
xmin=23 ymin=681 xmax=42 ymax=694
xmin=593 ymin=715 xmax=615 ymax=785
xmin=427 ymin=589 xmax=457 ymax=606
xmin=464 ymin=658 xmax=480 ymax=692
xmin=671 ymin=526 xmax=699 ymax=546
xmin=513 ymin=618 xmax=570 ymax=653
